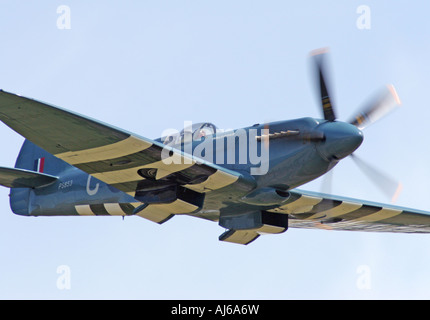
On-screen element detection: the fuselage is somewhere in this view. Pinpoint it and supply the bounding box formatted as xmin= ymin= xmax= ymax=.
xmin=10 ymin=117 xmax=362 ymax=218
xmin=164 ymin=117 xmax=362 ymax=191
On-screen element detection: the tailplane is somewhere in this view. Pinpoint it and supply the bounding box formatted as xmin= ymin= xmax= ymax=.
xmin=0 ymin=166 xmax=57 ymax=188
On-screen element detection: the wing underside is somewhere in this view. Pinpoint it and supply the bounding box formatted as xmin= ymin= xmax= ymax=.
xmin=217 ymin=190 xmax=430 ymax=245
xmin=269 ymin=190 xmax=430 ymax=233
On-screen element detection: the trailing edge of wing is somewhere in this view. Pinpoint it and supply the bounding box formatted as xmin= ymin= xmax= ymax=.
xmin=0 ymin=166 xmax=58 ymax=188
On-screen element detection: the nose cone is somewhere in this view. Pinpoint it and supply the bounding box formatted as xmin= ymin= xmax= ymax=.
xmin=316 ymin=121 xmax=363 ymax=161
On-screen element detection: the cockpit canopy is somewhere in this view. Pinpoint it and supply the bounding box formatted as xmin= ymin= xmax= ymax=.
xmin=163 ymin=122 xmax=218 ymax=145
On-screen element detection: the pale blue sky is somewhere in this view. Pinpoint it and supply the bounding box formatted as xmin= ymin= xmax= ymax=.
xmin=0 ymin=1 xmax=430 ymax=299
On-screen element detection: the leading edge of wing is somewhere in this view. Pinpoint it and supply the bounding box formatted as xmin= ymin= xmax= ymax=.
xmin=0 ymin=89 xmax=133 ymax=154
xmin=0 ymin=90 xmax=254 ymax=193
xmin=271 ymin=189 xmax=430 ymax=233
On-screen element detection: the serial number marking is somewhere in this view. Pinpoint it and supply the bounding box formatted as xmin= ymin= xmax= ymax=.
xmin=58 ymin=180 xmax=73 ymax=189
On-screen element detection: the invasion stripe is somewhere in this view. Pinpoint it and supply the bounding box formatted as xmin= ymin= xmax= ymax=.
xmin=75 ymin=203 xmax=139 ymax=216
xmin=104 ymin=203 xmax=126 ymax=215
xmin=184 ymin=170 xmax=239 ymax=192
xmin=55 ymin=134 xmax=241 ymax=195
xmin=149 ymin=199 xmax=200 ymax=214
xmin=92 ymin=167 xmax=144 ymax=184
xmin=352 ymin=207 xmax=402 ymax=222
xmin=119 ymin=203 xmax=137 ymax=215
xmin=289 ymin=199 xmax=343 ymax=220
xmin=102 ymin=203 xmax=136 ymax=215
xmin=106 ymin=170 xmax=240 ymax=195
xmin=90 ymin=154 xmax=195 ymax=185
xmin=54 ymin=133 xmax=240 ymax=194
xmin=219 ymin=229 xmax=260 ymax=245
xmin=75 ymin=144 xmax=164 ymax=175
xmin=305 ymin=199 xmax=342 ymax=215
xmin=334 ymin=205 xmax=382 ymax=221
xmin=140 ymin=157 xmax=196 ymax=180
xmin=307 ymin=206 xmax=398 ymax=229
xmin=277 ymin=195 xmax=322 ymax=214
xmin=75 ymin=204 xmax=95 ymax=216
xmin=89 ymin=204 xmax=110 ymax=216
xmin=306 ymin=202 xmax=363 ymax=220
xmin=55 ymin=136 xmax=152 ymax=165
xmin=136 ymin=199 xmax=200 ymax=224
xmin=137 ymin=209 xmax=174 ymax=224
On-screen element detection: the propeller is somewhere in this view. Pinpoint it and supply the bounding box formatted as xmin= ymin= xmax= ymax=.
xmin=350 ymin=154 xmax=403 ymax=203
xmin=258 ymin=48 xmax=335 ymax=146
xmin=310 ymin=48 xmax=403 ymax=202
xmin=311 ymin=48 xmax=401 ymax=128
xmin=349 ymin=84 xmax=402 ymax=130
xmin=311 ymin=48 xmax=337 ymax=122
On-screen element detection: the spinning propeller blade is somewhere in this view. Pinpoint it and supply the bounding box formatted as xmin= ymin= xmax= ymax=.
xmin=350 ymin=154 xmax=403 ymax=203
xmin=349 ymin=84 xmax=402 ymax=130
xmin=311 ymin=48 xmax=337 ymax=122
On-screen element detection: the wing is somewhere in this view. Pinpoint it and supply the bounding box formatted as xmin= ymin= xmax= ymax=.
xmin=268 ymin=189 xmax=430 ymax=233
xmin=0 ymin=90 xmax=255 ymax=223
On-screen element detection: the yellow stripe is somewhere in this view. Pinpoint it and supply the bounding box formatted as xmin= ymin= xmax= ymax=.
xmin=352 ymin=208 xmax=402 ymax=222
xmin=136 ymin=210 xmax=172 ymax=224
xmin=141 ymin=156 xmax=195 ymax=179
xmin=220 ymin=230 xmax=259 ymax=245
xmin=136 ymin=199 xmax=199 ymax=223
xmin=306 ymin=202 xmax=362 ymax=220
xmin=184 ymin=170 xmax=238 ymax=192
xmin=277 ymin=195 xmax=322 ymax=214
xmin=256 ymin=225 xmax=286 ymax=234
xmin=92 ymin=167 xmax=142 ymax=184
xmin=148 ymin=199 xmax=199 ymax=214
xmin=103 ymin=203 xmax=126 ymax=216
xmin=75 ymin=205 xmax=95 ymax=216
xmin=91 ymin=152 xmax=195 ymax=184
xmin=55 ymin=136 xmax=152 ymax=165
xmin=55 ymin=133 xmax=237 ymax=193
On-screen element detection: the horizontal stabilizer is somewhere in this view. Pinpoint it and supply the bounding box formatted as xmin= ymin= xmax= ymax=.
xmin=0 ymin=166 xmax=58 ymax=188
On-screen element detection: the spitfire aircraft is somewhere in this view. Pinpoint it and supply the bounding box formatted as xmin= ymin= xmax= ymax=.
xmin=0 ymin=49 xmax=428 ymax=245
